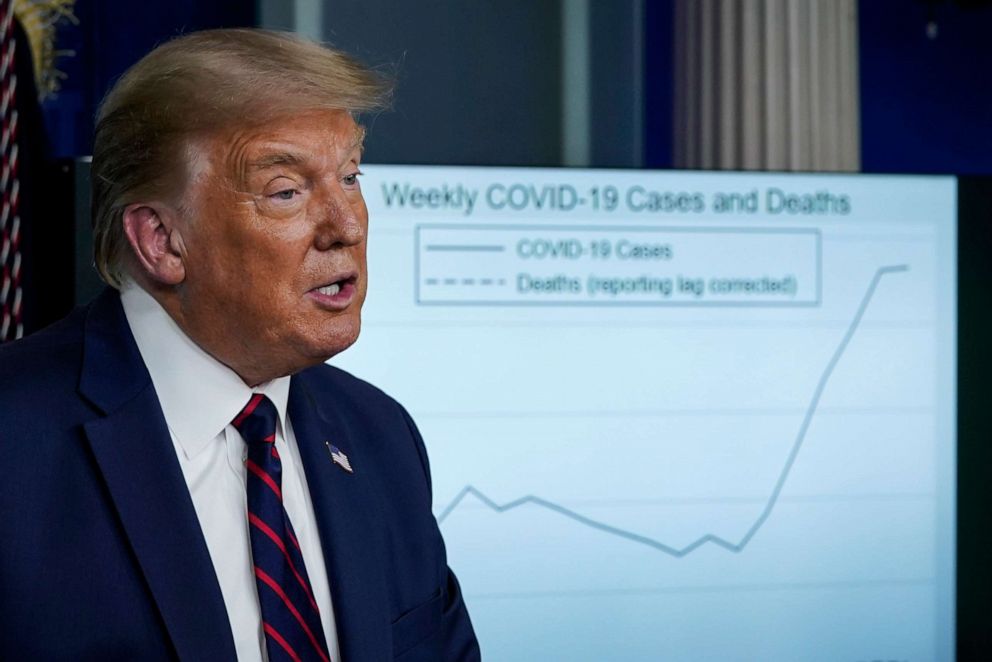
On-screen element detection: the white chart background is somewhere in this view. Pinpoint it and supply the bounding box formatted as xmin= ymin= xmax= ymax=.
xmin=331 ymin=167 xmax=957 ymax=662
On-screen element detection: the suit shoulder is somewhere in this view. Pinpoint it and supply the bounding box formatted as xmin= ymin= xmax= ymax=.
xmin=0 ymin=309 xmax=86 ymax=399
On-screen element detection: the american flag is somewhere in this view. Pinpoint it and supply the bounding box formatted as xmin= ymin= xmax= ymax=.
xmin=325 ymin=442 xmax=353 ymax=474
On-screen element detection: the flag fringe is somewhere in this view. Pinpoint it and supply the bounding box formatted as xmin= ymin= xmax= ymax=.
xmin=12 ymin=0 xmax=77 ymax=100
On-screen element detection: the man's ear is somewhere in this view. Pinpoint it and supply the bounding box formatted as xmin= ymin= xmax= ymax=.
xmin=122 ymin=203 xmax=187 ymax=285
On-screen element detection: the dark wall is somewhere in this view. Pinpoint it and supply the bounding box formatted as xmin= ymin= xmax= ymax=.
xmin=589 ymin=2 xmax=644 ymax=167
xmin=322 ymin=1 xmax=562 ymax=167
xmin=859 ymin=0 xmax=992 ymax=175
xmin=957 ymin=177 xmax=992 ymax=661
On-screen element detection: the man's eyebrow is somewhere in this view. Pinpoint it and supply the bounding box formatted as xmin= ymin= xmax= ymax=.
xmin=244 ymin=127 xmax=367 ymax=176
xmin=246 ymin=152 xmax=307 ymax=171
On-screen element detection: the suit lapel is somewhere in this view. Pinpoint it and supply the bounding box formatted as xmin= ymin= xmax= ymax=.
xmin=79 ymin=289 xmax=237 ymax=660
xmin=289 ymin=374 xmax=392 ymax=662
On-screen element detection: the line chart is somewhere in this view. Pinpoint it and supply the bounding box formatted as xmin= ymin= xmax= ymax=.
xmin=436 ymin=264 xmax=910 ymax=557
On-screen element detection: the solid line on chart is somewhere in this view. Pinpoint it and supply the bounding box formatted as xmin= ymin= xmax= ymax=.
xmin=436 ymin=265 xmax=909 ymax=557
xmin=424 ymin=244 xmax=506 ymax=252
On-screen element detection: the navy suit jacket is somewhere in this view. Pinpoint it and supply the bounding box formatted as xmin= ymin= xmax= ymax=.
xmin=0 ymin=288 xmax=480 ymax=661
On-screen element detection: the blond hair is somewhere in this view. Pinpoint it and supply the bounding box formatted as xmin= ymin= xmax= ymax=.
xmin=91 ymin=28 xmax=392 ymax=287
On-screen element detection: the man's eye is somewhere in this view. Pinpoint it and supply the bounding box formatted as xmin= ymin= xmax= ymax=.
xmin=270 ymin=189 xmax=298 ymax=201
xmin=343 ymin=171 xmax=362 ymax=186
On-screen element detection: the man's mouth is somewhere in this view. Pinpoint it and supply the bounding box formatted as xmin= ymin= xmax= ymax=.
xmin=307 ymin=274 xmax=359 ymax=309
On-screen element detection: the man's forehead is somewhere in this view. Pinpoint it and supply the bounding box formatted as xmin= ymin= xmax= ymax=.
xmin=198 ymin=110 xmax=364 ymax=182
xmin=241 ymin=122 xmax=366 ymax=169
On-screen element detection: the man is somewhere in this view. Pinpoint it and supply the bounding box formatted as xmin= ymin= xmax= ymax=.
xmin=0 ymin=29 xmax=480 ymax=661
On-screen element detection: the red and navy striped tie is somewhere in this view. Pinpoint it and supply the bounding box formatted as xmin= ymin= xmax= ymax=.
xmin=232 ymin=394 xmax=331 ymax=662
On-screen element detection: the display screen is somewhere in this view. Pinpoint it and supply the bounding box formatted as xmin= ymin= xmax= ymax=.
xmin=332 ymin=166 xmax=957 ymax=661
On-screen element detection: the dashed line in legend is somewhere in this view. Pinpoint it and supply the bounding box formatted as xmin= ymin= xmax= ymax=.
xmin=416 ymin=224 xmax=821 ymax=306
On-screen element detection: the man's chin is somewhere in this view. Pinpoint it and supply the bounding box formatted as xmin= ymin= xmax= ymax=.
xmin=305 ymin=324 xmax=361 ymax=365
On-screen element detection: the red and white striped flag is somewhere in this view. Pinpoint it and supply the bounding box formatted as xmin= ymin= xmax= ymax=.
xmin=0 ymin=0 xmax=22 ymax=342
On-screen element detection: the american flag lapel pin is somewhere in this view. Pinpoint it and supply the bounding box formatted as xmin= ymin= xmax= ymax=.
xmin=325 ymin=442 xmax=354 ymax=474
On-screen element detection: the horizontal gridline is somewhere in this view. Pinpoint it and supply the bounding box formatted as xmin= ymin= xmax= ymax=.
xmin=464 ymin=577 xmax=936 ymax=601
xmin=418 ymin=404 xmax=934 ymax=420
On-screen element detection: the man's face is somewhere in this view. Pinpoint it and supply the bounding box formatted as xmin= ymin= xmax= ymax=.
xmin=174 ymin=108 xmax=368 ymax=383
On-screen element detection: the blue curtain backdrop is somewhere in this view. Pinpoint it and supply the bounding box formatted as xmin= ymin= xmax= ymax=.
xmin=42 ymin=0 xmax=254 ymax=159
xmin=859 ymin=0 xmax=992 ymax=175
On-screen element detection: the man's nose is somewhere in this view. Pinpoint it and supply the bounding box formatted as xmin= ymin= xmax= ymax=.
xmin=314 ymin=188 xmax=365 ymax=250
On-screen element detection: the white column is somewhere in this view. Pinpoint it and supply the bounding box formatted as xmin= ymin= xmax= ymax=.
xmin=673 ymin=0 xmax=860 ymax=171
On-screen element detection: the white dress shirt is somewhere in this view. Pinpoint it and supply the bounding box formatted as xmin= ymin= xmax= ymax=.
xmin=120 ymin=282 xmax=341 ymax=662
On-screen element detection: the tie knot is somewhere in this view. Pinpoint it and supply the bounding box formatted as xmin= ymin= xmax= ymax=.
xmin=231 ymin=394 xmax=278 ymax=446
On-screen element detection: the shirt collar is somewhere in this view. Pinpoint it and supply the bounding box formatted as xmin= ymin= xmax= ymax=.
xmin=119 ymin=281 xmax=291 ymax=460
